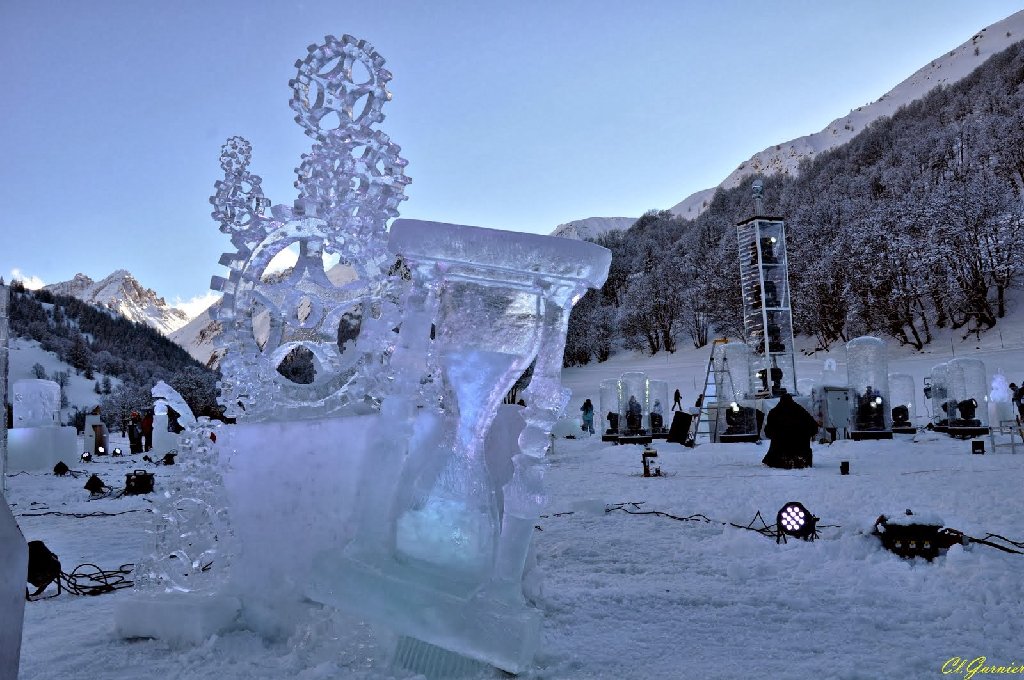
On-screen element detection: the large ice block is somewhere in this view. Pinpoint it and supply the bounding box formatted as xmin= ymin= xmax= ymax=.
xmin=6 ymin=426 xmax=77 ymax=472
xmin=1 ymin=497 xmax=27 ymax=677
xmin=12 ymin=379 xmax=61 ymax=427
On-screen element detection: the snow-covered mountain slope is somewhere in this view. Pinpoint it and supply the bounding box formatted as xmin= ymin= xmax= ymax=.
xmin=670 ymin=10 xmax=1024 ymax=218
xmin=170 ymin=262 xmax=359 ymax=368
xmin=44 ymin=270 xmax=189 ymax=335
xmin=551 ymin=216 xmax=636 ymax=241
xmin=170 ymin=302 xmax=223 ymax=368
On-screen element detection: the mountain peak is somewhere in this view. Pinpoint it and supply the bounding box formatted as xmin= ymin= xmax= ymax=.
xmin=44 ymin=270 xmax=188 ymax=335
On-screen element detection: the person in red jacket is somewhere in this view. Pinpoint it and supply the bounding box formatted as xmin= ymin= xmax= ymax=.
xmin=141 ymin=410 xmax=154 ymax=452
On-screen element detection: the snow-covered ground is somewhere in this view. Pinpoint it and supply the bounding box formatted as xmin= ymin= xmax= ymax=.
xmin=7 ymin=316 xmax=1024 ymax=679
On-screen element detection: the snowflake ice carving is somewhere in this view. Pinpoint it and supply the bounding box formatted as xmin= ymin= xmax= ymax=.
xmin=209 ymin=35 xmax=410 ymax=421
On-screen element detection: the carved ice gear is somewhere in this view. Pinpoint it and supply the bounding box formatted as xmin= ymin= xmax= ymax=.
xmin=209 ymin=35 xmax=409 ymax=422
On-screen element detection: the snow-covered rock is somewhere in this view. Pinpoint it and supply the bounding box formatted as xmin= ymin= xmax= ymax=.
xmin=44 ymin=270 xmax=189 ymax=335
xmin=551 ymin=216 xmax=636 ymax=241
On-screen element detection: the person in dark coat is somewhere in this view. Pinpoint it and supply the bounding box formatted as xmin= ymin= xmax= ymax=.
xmin=761 ymin=392 xmax=818 ymax=469
xmin=672 ymin=389 xmax=683 ymax=411
xmin=128 ymin=411 xmax=144 ymax=454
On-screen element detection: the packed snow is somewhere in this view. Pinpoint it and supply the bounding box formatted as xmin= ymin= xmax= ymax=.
xmin=7 ymin=320 xmax=1024 ymax=679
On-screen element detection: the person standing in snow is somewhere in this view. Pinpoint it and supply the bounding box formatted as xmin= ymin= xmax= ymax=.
xmin=141 ymin=409 xmax=154 ymax=452
xmin=672 ymin=389 xmax=683 ymax=411
xmin=580 ymin=398 xmax=595 ymax=435
xmin=1013 ymin=382 xmax=1024 ymax=422
xmin=128 ymin=411 xmax=144 ymax=454
xmin=761 ymin=392 xmax=818 ymax=469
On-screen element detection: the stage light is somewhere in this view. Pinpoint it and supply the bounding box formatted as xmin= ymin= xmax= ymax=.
xmin=84 ymin=473 xmax=107 ymax=495
xmin=53 ymin=461 xmax=69 ymax=476
xmin=112 ymin=447 xmax=123 ymax=456
xmin=873 ymin=511 xmax=962 ymax=561
xmin=97 ymin=446 xmax=106 ymax=455
xmin=776 ymin=501 xmax=818 ymax=542
xmin=957 ymin=399 xmax=978 ymax=421
xmin=891 ymin=405 xmax=910 ymax=427
xmin=81 ymin=451 xmax=92 ymax=463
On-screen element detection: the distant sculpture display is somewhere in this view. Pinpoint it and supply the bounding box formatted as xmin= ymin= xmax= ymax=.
xmin=209 ymin=34 xmax=409 ymax=422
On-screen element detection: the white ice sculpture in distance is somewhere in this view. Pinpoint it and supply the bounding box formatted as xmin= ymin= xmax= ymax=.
xmin=308 ymin=219 xmax=611 ymax=675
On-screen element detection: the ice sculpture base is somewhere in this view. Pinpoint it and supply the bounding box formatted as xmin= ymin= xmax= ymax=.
xmin=308 ymin=549 xmax=541 ymax=675
xmin=114 ymin=592 xmax=240 ymax=645
xmin=219 ymin=415 xmax=375 ymax=596
xmin=7 ymin=426 xmax=77 ymax=472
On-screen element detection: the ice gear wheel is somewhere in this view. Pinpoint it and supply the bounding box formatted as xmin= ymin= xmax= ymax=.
xmin=289 ymin=34 xmax=392 ymax=142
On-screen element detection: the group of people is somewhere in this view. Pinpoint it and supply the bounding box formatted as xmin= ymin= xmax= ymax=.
xmin=125 ymin=410 xmax=154 ymax=454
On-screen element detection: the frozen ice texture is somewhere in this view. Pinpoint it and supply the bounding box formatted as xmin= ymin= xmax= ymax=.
xmin=308 ymin=219 xmax=609 ymax=674
xmin=113 ymin=593 xmax=240 ymax=647
xmin=0 ymin=495 xmax=27 ymax=677
xmin=6 ymin=427 xmax=77 ymax=472
xmin=12 ymin=379 xmax=61 ymax=427
xmin=889 ymin=373 xmax=917 ymax=419
xmin=151 ymin=381 xmax=195 ymax=458
xmin=209 ymin=34 xmax=409 ymax=423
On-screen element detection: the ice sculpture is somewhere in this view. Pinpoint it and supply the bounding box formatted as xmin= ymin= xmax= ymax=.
xmin=13 ymin=379 xmax=60 ymax=427
xmin=151 ymin=381 xmax=196 ymax=458
xmin=0 ymin=283 xmax=8 ymax=494
xmin=309 ymin=219 xmax=610 ymax=674
xmin=1 ymin=495 xmax=27 ymax=677
xmin=7 ymin=379 xmax=77 ymax=472
xmin=209 ymin=34 xmax=409 ymax=423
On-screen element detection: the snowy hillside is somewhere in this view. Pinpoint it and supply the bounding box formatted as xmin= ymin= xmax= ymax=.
xmin=169 ymin=302 xmax=223 ymax=368
xmin=670 ymin=10 xmax=1024 ymax=218
xmin=550 ymin=216 xmax=636 ymax=241
xmin=44 ymin=270 xmax=189 ymax=335
xmin=7 ymin=337 xmax=115 ymax=419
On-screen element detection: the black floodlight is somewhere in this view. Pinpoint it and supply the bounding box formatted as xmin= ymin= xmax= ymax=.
xmin=873 ymin=511 xmax=962 ymax=561
xmin=53 ymin=461 xmax=69 ymax=476
xmin=84 ymin=473 xmax=107 ymax=495
xmin=112 ymin=447 xmax=123 ymax=456
xmin=97 ymin=445 xmax=106 ymax=455
xmin=891 ymin=405 xmax=910 ymax=427
xmin=81 ymin=451 xmax=92 ymax=463
xmin=957 ymin=398 xmax=978 ymax=421
xmin=776 ymin=501 xmax=817 ymax=542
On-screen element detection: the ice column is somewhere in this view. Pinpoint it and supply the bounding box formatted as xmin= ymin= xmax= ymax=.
xmin=311 ymin=219 xmax=610 ymax=674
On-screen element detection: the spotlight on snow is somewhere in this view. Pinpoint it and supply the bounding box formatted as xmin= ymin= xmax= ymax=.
xmin=81 ymin=451 xmax=92 ymax=463
xmin=776 ymin=502 xmax=817 ymax=543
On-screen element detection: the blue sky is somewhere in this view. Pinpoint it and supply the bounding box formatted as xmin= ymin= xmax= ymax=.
xmin=2 ymin=1 xmax=1022 ymax=314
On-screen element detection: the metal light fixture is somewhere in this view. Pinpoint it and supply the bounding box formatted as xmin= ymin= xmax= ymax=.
xmin=776 ymin=502 xmax=817 ymax=542
xmin=81 ymin=451 xmax=92 ymax=463
xmin=112 ymin=447 xmax=123 ymax=456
